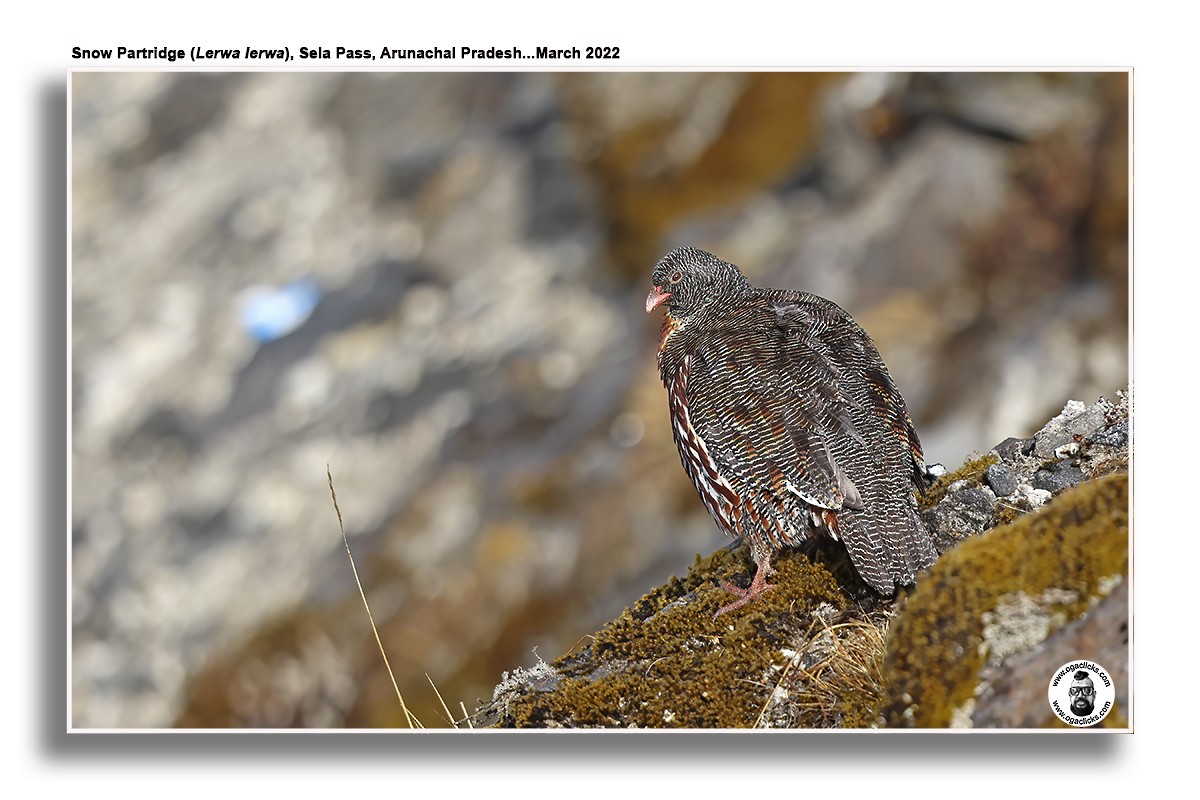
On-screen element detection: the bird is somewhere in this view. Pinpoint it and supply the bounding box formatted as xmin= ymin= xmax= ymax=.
xmin=645 ymin=246 xmax=937 ymax=616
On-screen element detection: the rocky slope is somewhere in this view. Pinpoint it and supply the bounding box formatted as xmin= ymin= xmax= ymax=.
xmin=477 ymin=395 xmax=1129 ymax=729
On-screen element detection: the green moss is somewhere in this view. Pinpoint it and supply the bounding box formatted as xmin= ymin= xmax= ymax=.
xmin=499 ymin=545 xmax=867 ymax=728
xmin=992 ymin=501 xmax=1023 ymax=528
xmin=919 ymin=453 xmax=999 ymax=510
xmin=883 ymin=474 xmax=1129 ymax=728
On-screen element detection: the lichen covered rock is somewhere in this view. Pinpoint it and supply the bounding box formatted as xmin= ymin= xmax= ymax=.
xmin=882 ymin=473 xmax=1128 ymax=728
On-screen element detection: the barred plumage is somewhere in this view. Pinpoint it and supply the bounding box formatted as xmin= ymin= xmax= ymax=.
xmin=646 ymin=246 xmax=936 ymax=614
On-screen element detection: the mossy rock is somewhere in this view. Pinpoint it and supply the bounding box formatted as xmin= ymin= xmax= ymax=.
xmin=479 ymin=396 xmax=1130 ymax=730
xmin=881 ymin=473 xmax=1128 ymax=728
xmin=483 ymin=542 xmax=896 ymax=729
xmin=918 ymin=452 xmax=999 ymax=511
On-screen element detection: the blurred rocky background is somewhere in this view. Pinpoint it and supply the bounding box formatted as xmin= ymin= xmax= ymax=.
xmin=70 ymin=71 xmax=1128 ymax=728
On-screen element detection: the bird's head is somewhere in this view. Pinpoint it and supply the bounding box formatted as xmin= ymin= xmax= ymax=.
xmin=645 ymin=246 xmax=751 ymax=320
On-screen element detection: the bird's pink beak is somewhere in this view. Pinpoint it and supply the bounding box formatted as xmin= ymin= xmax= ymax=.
xmin=645 ymin=285 xmax=672 ymax=314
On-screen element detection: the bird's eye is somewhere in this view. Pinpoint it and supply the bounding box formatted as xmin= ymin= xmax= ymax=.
xmin=669 ymin=270 xmax=683 ymax=284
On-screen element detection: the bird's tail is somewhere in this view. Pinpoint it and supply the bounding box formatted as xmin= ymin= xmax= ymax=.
xmin=837 ymin=497 xmax=936 ymax=594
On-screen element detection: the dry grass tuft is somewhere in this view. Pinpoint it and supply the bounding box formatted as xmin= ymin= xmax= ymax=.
xmin=757 ymin=609 xmax=891 ymax=728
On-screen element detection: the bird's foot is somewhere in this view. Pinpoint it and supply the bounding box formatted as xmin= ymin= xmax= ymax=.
xmin=714 ymin=562 xmax=776 ymax=618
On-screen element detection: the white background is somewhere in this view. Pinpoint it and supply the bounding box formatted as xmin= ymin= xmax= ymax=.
xmin=4 ymin=0 xmax=1180 ymax=795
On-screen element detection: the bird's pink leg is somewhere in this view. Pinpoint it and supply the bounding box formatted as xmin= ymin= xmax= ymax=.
xmin=715 ymin=560 xmax=776 ymax=617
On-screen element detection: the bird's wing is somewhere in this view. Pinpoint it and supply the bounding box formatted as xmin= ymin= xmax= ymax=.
xmin=788 ymin=297 xmax=928 ymax=493
xmin=683 ymin=298 xmax=869 ymax=513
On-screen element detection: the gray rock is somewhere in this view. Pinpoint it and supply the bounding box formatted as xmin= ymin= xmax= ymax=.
xmin=925 ymin=486 xmax=998 ymax=548
xmin=1033 ymin=399 xmax=1109 ymax=459
xmin=1032 ymin=463 xmax=1086 ymax=494
xmin=1087 ymin=419 xmax=1128 ymax=448
xmin=984 ymin=463 xmax=1020 ymax=497
xmin=993 ymin=437 xmax=1033 ymax=461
